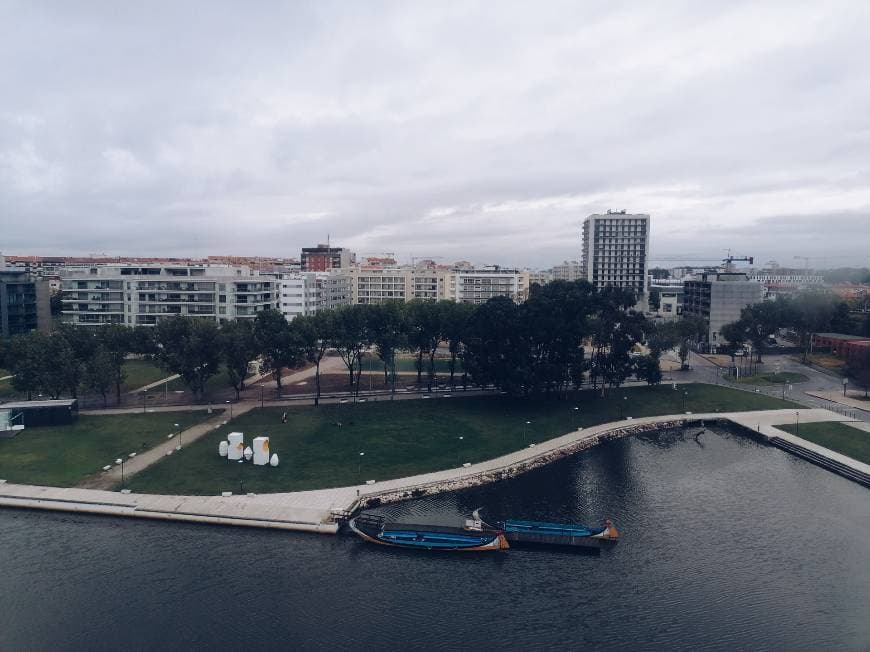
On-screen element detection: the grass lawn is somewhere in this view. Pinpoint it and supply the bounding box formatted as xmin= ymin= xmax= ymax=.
xmin=128 ymin=383 xmax=799 ymax=495
xmin=776 ymin=421 xmax=870 ymax=465
xmin=737 ymin=372 xmax=808 ymax=386
xmin=0 ymin=378 xmax=20 ymax=399
xmin=805 ymin=354 xmax=846 ymax=375
xmin=121 ymin=359 xmax=173 ymax=392
xmin=0 ymin=411 xmax=218 ymax=487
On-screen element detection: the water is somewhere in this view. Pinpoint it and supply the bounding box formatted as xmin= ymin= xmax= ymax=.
xmin=1 ymin=426 xmax=868 ymax=651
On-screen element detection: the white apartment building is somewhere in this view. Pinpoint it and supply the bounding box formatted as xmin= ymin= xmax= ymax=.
xmin=551 ymin=260 xmax=582 ymax=282
xmin=442 ymin=267 xmax=530 ymax=304
xmin=61 ymin=264 xmax=278 ymax=327
xmin=580 ymin=211 xmax=650 ymax=305
xmin=529 ymin=270 xmax=554 ymax=287
xmin=276 ymin=272 xmax=353 ymax=321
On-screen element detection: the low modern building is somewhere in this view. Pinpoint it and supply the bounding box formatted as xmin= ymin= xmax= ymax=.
xmin=0 ymin=269 xmax=51 ymax=338
xmin=683 ymin=271 xmax=763 ymax=349
xmin=61 ymin=264 xmax=279 ymax=327
xmin=649 ymin=278 xmax=685 ymax=319
xmin=811 ymin=333 xmax=870 ymax=359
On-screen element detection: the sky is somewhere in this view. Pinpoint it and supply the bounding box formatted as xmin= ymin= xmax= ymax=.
xmin=1 ymin=0 xmax=869 ymax=269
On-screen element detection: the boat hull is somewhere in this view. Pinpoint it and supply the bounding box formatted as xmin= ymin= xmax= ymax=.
xmin=349 ymin=517 xmax=509 ymax=552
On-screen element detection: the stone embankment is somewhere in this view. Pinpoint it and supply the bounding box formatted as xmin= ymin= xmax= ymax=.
xmin=1 ymin=408 xmax=866 ymax=533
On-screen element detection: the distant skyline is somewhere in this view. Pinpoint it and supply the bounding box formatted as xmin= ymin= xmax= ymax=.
xmin=2 ymin=1 xmax=869 ymax=268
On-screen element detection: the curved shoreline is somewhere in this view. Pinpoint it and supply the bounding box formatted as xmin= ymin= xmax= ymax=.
xmin=0 ymin=408 xmax=866 ymax=532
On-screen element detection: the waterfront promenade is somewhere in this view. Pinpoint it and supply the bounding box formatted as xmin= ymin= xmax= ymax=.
xmin=1 ymin=407 xmax=866 ymax=533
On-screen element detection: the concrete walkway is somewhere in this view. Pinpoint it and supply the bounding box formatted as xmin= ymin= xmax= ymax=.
xmin=79 ymin=402 xmax=259 ymax=490
xmin=1 ymin=407 xmax=866 ymax=534
xmin=127 ymin=373 xmax=180 ymax=395
xmin=805 ymin=389 xmax=870 ymax=413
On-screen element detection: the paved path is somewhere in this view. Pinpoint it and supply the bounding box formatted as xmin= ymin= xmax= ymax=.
xmin=2 ymin=407 xmax=865 ymax=534
xmin=79 ymin=402 xmax=259 ymax=490
xmin=805 ymin=389 xmax=870 ymax=413
xmin=127 ymin=373 xmax=180 ymax=395
xmin=0 ymin=375 xmax=13 ymax=382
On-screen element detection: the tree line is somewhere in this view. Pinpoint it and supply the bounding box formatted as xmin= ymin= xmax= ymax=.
xmin=1 ymin=280 xmax=690 ymax=406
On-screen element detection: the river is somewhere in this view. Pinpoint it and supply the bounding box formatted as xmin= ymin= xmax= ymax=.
xmin=1 ymin=426 xmax=868 ymax=651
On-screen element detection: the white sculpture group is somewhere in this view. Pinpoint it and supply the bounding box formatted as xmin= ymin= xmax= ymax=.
xmin=219 ymin=431 xmax=279 ymax=467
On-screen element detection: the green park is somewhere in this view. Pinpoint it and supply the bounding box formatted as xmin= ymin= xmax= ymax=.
xmin=776 ymin=421 xmax=870 ymax=465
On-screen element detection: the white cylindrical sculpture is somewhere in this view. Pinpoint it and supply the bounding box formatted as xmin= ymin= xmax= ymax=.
xmin=218 ymin=441 xmax=228 ymax=457
xmin=270 ymin=453 xmax=279 ymax=467
xmin=253 ymin=437 xmax=270 ymax=466
xmin=243 ymin=446 xmax=253 ymax=462
xmin=227 ymin=432 xmax=244 ymax=461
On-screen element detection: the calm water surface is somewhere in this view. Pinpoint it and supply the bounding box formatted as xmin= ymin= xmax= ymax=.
xmin=1 ymin=427 xmax=868 ymax=651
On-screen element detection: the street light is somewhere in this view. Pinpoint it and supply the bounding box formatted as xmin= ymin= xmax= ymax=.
xmin=620 ymin=396 xmax=627 ymax=419
xmin=523 ymin=421 xmax=531 ymax=444
xmin=226 ymin=400 xmax=233 ymax=419
xmin=357 ymin=451 xmax=365 ymax=484
xmin=682 ymin=391 xmax=688 ymax=412
xmin=115 ymin=457 xmax=125 ymax=489
xmin=572 ymin=406 xmax=579 ymax=429
xmin=174 ymin=423 xmax=181 ymax=450
xmin=457 ymin=435 xmax=464 ymax=467
xmin=795 ymin=410 xmax=799 ymax=436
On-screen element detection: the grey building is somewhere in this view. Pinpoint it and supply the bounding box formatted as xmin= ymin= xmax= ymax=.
xmin=0 ymin=269 xmax=51 ymax=339
xmin=580 ymin=211 xmax=650 ymax=308
xmin=683 ymin=271 xmax=763 ymax=349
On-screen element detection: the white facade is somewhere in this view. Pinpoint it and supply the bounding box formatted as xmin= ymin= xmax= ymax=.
xmin=277 ymin=273 xmax=320 ymax=322
xmin=442 ymin=267 xmax=529 ymax=304
xmin=581 ymin=211 xmax=650 ymax=304
xmin=551 ymin=260 xmax=582 ymax=282
xmin=61 ymin=264 xmax=279 ymax=326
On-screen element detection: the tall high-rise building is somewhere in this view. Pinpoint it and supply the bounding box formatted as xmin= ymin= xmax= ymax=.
xmin=580 ymin=211 xmax=650 ymax=304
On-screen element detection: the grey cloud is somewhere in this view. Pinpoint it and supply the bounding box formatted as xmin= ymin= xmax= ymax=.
xmin=1 ymin=1 xmax=869 ymax=268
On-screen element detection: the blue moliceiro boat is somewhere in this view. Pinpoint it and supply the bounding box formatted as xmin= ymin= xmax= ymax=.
xmin=349 ymin=513 xmax=509 ymax=552
xmin=473 ymin=509 xmax=619 ymax=549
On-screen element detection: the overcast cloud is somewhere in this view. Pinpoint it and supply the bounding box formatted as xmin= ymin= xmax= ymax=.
xmin=1 ymin=0 xmax=869 ymax=268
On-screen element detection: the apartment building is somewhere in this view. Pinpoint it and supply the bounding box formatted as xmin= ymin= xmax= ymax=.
xmin=300 ymin=245 xmax=355 ymax=272
xmin=61 ymin=264 xmax=278 ymax=327
xmin=551 ymin=260 xmax=582 ymax=282
xmin=580 ymin=210 xmax=650 ymax=306
xmin=682 ymin=271 xmax=763 ymax=349
xmin=0 ymin=269 xmax=51 ymax=338
xmin=442 ymin=267 xmax=530 ymax=304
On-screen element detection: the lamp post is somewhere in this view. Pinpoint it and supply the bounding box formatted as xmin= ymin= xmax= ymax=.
xmin=357 ymin=451 xmax=365 ymax=484
xmin=260 ymin=385 xmax=264 ymax=408
xmin=115 ymin=457 xmax=125 ymax=489
xmin=682 ymin=391 xmax=688 ymax=412
xmin=226 ymin=400 xmax=233 ymax=419
xmin=572 ymin=406 xmax=579 ymax=429
xmin=523 ymin=421 xmax=531 ymax=445
xmin=843 ymin=378 xmax=848 ymax=397
xmin=174 ymin=423 xmax=181 ymax=450
xmin=795 ymin=410 xmax=799 ymax=436
xmin=622 ymin=396 xmax=627 ymax=419
xmin=457 ymin=435 xmax=464 ymax=467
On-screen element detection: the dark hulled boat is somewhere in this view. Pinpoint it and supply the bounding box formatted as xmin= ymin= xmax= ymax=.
xmin=349 ymin=513 xmax=509 ymax=552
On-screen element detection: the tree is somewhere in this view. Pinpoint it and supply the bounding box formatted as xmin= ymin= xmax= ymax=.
xmin=648 ymin=287 xmax=661 ymax=312
xmin=740 ymin=301 xmax=784 ymax=363
xmin=674 ymin=316 xmax=705 ymax=369
xmin=442 ymin=302 xmax=476 ymax=388
xmin=720 ymin=320 xmax=747 ymax=362
xmin=847 ymin=346 xmax=870 ymax=397
xmin=645 ymin=320 xmax=679 ymax=357
xmin=53 ymin=323 xmax=97 ymax=398
xmin=635 ymin=353 xmax=662 ymax=385
xmin=98 ymin=324 xmax=132 ymax=404
xmin=405 ymin=300 xmax=444 ymax=390
xmin=154 ymin=317 xmax=221 ymax=398
xmin=366 ymin=301 xmax=407 ymax=399
xmin=329 ymin=305 xmax=370 ymax=394
xmin=784 ymin=292 xmax=839 ymax=362
xmin=9 ymin=332 xmax=49 ymax=400
xmin=220 ymin=320 xmax=258 ymax=400
xmin=295 ymin=312 xmax=333 ymax=406
xmin=464 ymin=296 xmax=527 ymax=394
xmin=84 ymin=346 xmax=116 ymax=408
xmin=254 ymin=309 xmax=303 ymax=393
